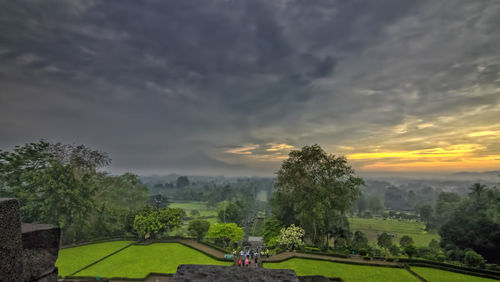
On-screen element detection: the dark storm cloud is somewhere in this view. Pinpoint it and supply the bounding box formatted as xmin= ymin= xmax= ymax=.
xmin=0 ymin=0 xmax=499 ymax=175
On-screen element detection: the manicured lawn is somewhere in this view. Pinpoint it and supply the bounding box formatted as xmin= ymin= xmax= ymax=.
xmin=169 ymin=201 xmax=218 ymax=217
xmin=75 ymin=243 xmax=231 ymax=279
xmin=411 ymin=266 xmax=498 ymax=282
xmin=264 ymin=258 xmax=419 ymax=282
xmin=56 ymin=241 xmax=132 ymax=277
xmin=349 ymin=217 xmax=440 ymax=246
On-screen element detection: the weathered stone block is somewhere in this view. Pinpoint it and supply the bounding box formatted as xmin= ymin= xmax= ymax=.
xmin=21 ymin=223 xmax=61 ymax=282
xmin=0 ymin=198 xmax=24 ymax=282
xmin=172 ymin=264 xmax=299 ymax=282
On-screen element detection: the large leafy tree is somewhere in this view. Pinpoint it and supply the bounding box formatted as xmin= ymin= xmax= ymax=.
xmin=133 ymin=207 xmax=183 ymax=239
xmin=439 ymin=184 xmax=500 ymax=263
xmin=188 ymin=219 xmax=210 ymax=241
xmin=278 ymin=224 xmax=305 ymax=251
xmin=0 ymin=140 xmax=110 ymax=242
xmin=205 ymin=222 xmax=244 ymax=248
xmin=273 ymin=144 xmax=364 ymax=247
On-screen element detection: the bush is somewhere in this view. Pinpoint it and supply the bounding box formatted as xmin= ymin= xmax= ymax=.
xmin=464 ymin=250 xmax=486 ymax=269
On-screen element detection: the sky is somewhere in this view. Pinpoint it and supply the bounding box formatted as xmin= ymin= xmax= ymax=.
xmin=0 ymin=0 xmax=499 ymax=177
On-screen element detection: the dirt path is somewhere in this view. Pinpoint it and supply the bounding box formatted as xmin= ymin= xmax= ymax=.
xmin=263 ymin=251 xmax=401 ymax=267
xmin=178 ymin=239 xmax=227 ymax=259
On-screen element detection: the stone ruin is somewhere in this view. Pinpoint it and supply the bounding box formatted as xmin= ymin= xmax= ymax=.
xmin=0 ymin=198 xmax=60 ymax=282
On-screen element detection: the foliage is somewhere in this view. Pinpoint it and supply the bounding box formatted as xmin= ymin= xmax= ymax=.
xmin=464 ymin=250 xmax=486 ymax=268
xmin=262 ymin=217 xmax=283 ymax=244
xmin=351 ymin=231 xmax=369 ymax=251
xmin=400 ymin=235 xmax=415 ymax=248
xmin=439 ymin=184 xmax=500 ymax=263
xmin=190 ymin=209 xmax=200 ymax=217
xmin=404 ymin=244 xmax=418 ymax=258
xmin=217 ymin=200 xmax=245 ymax=224
xmin=0 ymin=140 xmax=134 ymax=244
xmin=417 ymin=204 xmax=434 ymax=228
xmin=176 ymin=176 xmax=190 ymax=188
xmin=188 ymin=219 xmax=210 ymax=241
xmin=150 ymin=194 xmax=169 ymax=209
xmin=133 ymin=207 xmax=183 ymax=239
xmin=278 ymin=224 xmax=305 ymax=251
xmin=205 ymin=223 xmax=244 ymax=248
xmin=273 ymin=144 xmax=364 ymax=247
xmin=377 ymin=232 xmax=392 ymax=249
xmin=389 ymin=244 xmax=400 ymax=256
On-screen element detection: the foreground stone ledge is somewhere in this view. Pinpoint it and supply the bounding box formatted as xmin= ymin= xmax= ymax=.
xmin=171 ymin=264 xmax=299 ymax=282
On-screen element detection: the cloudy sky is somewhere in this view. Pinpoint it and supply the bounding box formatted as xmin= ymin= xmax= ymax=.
xmin=1 ymin=0 xmax=499 ymax=176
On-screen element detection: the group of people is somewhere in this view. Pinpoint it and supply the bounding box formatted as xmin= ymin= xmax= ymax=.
xmin=233 ymin=248 xmax=269 ymax=268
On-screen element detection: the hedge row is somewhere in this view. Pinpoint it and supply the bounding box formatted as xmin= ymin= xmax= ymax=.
xmin=301 ymin=249 xmax=349 ymax=259
xmin=399 ymin=258 xmax=500 ymax=277
xmin=66 ymin=272 xmax=174 ymax=281
xmin=408 ymin=262 xmax=500 ymax=280
xmin=60 ymin=236 xmax=138 ymax=249
xmin=264 ymin=254 xmax=403 ymax=269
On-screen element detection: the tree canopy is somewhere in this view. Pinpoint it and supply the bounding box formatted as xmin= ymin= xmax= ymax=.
xmin=272 ymin=144 xmax=364 ymax=246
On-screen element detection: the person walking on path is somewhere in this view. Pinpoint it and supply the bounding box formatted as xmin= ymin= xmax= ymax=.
xmin=245 ymin=257 xmax=249 ymax=267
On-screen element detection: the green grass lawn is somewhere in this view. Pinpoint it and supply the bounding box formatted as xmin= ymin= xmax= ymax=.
xmin=411 ymin=266 xmax=498 ymax=282
xmin=264 ymin=258 xmax=419 ymax=282
xmin=169 ymin=201 xmax=218 ymax=217
xmin=56 ymin=241 xmax=132 ymax=277
xmin=75 ymin=243 xmax=231 ymax=279
xmin=349 ymin=217 xmax=440 ymax=246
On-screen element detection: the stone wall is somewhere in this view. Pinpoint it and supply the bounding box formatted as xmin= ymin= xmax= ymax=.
xmin=0 ymin=198 xmax=61 ymax=282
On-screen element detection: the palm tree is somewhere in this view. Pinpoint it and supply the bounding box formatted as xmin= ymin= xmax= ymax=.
xmin=468 ymin=183 xmax=486 ymax=201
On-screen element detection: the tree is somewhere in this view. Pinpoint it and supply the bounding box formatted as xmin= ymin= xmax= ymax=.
xmin=205 ymin=223 xmax=244 ymax=249
xmin=368 ymin=195 xmax=384 ymax=214
xmin=464 ymin=250 xmax=485 ymax=268
xmin=417 ymin=204 xmax=433 ymax=228
xmin=468 ymin=183 xmax=486 ymax=201
xmin=351 ymin=231 xmax=369 ymax=251
xmin=278 ymin=224 xmax=305 ymax=251
xmin=176 ymin=176 xmax=190 ymax=188
xmin=377 ymin=232 xmax=392 ymax=249
xmin=356 ymin=194 xmax=368 ymax=215
xmin=150 ymin=194 xmax=168 ymax=209
xmin=190 ymin=209 xmax=200 ymax=218
xmin=439 ymin=185 xmax=500 ymax=264
xmin=273 ymin=144 xmax=364 ymax=247
xmin=262 ymin=217 xmax=283 ymax=245
xmin=133 ymin=208 xmax=183 ymax=239
xmin=0 ymin=140 xmax=111 ymax=243
xmin=217 ymin=201 xmax=244 ymax=224
xmin=428 ymin=239 xmax=440 ymax=250
xmin=188 ymin=219 xmax=210 ymax=241
xmin=404 ymin=244 xmax=417 ymax=259
xmin=399 ymin=235 xmax=415 ymax=249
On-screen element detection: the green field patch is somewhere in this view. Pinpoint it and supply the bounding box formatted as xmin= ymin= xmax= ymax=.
xmin=56 ymin=241 xmax=132 ymax=277
xmin=75 ymin=243 xmax=231 ymax=279
xmin=349 ymin=217 xmax=440 ymax=246
xmin=411 ymin=266 xmax=498 ymax=282
xmin=264 ymin=258 xmax=419 ymax=282
xmin=169 ymin=201 xmax=218 ymax=217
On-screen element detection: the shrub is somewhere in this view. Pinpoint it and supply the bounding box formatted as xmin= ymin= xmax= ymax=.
xmin=464 ymin=250 xmax=486 ymax=269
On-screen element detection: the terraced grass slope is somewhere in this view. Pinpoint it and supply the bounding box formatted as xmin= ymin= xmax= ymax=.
xmin=349 ymin=217 xmax=440 ymax=246
xmin=411 ymin=266 xmax=498 ymax=282
xmin=56 ymin=240 xmax=132 ymax=277
xmin=75 ymin=243 xmax=231 ymax=279
xmin=264 ymin=258 xmax=419 ymax=282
